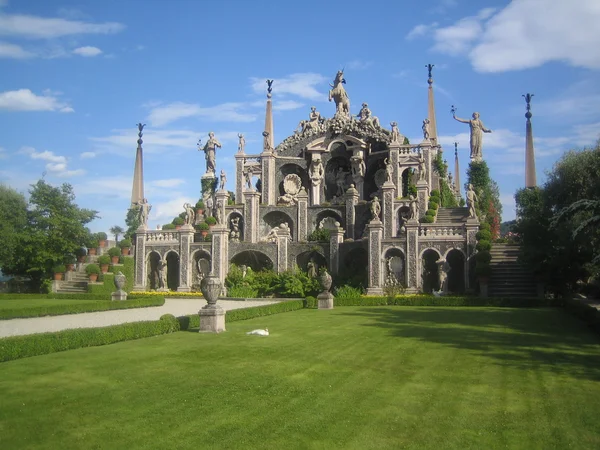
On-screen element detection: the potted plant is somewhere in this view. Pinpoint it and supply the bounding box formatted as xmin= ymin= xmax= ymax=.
xmin=172 ymin=217 xmax=185 ymax=230
xmin=205 ymin=216 xmax=217 ymax=229
xmin=119 ymin=238 xmax=132 ymax=256
xmin=53 ymin=264 xmax=66 ymax=281
xmin=197 ymin=222 xmax=209 ymax=238
xmin=75 ymin=246 xmax=87 ymax=263
xmin=64 ymin=255 xmax=76 ymax=272
xmin=85 ymin=263 xmax=101 ymax=282
xmin=88 ymin=239 xmax=99 ymax=256
xmin=97 ymin=255 xmax=111 ymax=274
xmin=108 ymin=247 xmax=121 ymax=264
xmin=195 ymin=199 xmax=205 ymax=216
xmin=97 ymin=232 xmax=108 ymax=248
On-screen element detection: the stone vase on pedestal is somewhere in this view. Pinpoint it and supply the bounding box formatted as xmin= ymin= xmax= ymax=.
xmin=317 ymin=269 xmax=334 ymax=310
xmin=111 ymin=271 xmax=128 ymax=301
xmin=199 ymin=275 xmax=226 ymax=332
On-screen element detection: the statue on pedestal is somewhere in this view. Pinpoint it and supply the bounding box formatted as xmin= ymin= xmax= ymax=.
xmin=157 ymin=259 xmax=168 ymax=290
xmin=309 ymin=156 xmax=324 ymax=186
xmin=357 ymin=103 xmax=380 ymax=130
xmin=409 ymin=195 xmax=418 ymax=219
xmin=452 ymin=110 xmax=492 ymax=161
xmin=390 ymin=121 xmax=401 ymax=143
xmin=370 ymin=196 xmax=381 ymax=221
xmin=138 ymin=198 xmax=151 ymax=227
xmin=200 ymin=132 xmax=222 ymax=175
xmin=237 ymin=133 xmax=245 ymax=153
xmin=351 ymin=154 xmax=366 ymax=181
xmin=422 ymin=118 xmax=431 ymax=141
xmin=328 ymin=70 xmax=350 ymax=117
xmin=183 ymin=202 xmax=195 ymax=226
xmin=229 ymin=217 xmax=240 ymax=242
xmin=418 ymin=152 xmax=426 ymax=182
xmin=219 ymin=170 xmax=227 ymax=190
xmin=384 ymin=157 xmax=393 ymax=183
xmin=467 ymin=183 xmax=478 ymax=218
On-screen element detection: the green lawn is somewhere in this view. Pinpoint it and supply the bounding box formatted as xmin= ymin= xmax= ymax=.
xmin=0 ymin=307 xmax=599 ymax=449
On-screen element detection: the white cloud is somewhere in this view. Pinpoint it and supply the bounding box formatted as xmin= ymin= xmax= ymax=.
xmin=0 ymin=13 xmax=124 ymax=39
xmin=80 ymin=151 xmax=96 ymax=159
xmin=0 ymin=89 xmax=73 ymax=112
xmin=147 ymin=101 xmax=257 ymax=127
xmin=432 ymin=9 xmax=495 ymax=56
xmin=150 ymin=178 xmax=185 ymax=188
xmin=406 ymin=23 xmax=438 ymax=40
xmin=250 ymin=73 xmax=328 ymax=101
xmin=76 ymin=176 xmax=132 ymax=199
xmin=0 ymin=41 xmax=34 ymax=58
xmin=72 ymin=46 xmax=102 ymax=57
xmin=152 ymin=196 xmax=196 ymax=222
xmin=19 ymin=146 xmax=84 ymax=177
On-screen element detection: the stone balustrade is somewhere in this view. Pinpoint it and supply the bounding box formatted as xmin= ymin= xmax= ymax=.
xmin=146 ymin=231 xmax=180 ymax=243
xmin=418 ymin=225 xmax=464 ymax=237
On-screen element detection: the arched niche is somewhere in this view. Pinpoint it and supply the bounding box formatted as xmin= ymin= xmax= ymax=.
xmin=396 ymin=206 xmax=410 ymax=236
xmin=445 ymin=248 xmax=465 ymax=294
xmin=261 ymin=210 xmax=294 ymax=240
xmin=324 ymin=142 xmax=351 ymax=201
xmin=314 ymin=209 xmax=344 ymax=232
xmin=230 ymin=250 xmax=274 ymax=272
xmin=296 ymin=250 xmax=328 ymax=275
xmin=421 ymin=248 xmax=441 ymax=293
xmin=341 ymin=247 xmax=368 ymax=288
xmin=383 ymin=247 xmax=405 ymax=285
xmin=278 ymin=163 xmax=308 ymax=197
xmin=147 ymin=251 xmax=161 ymax=290
xmin=192 ymin=250 xmax=211 ymax=291
xmin=165 ymin=251 xmax=180 ymax=291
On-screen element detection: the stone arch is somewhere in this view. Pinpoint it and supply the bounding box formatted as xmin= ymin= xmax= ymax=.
xmin=341 ymin=247 xmax=368 ymax=288
xmin=261 ymin=210 xmax=294 ymax=241
xmin=400 ymin=166 xmax=417 ymax=197
xmin=383 ymin=246 xmax=406 ymax=285
xmin=226 ymin=210 xmax=244 ymax=242
xmin=420 ymin=248 xmax=441 ymax=293
xmin=445 ymin=248 xmax=466 ymax=294
xmin=296 ymin=250 xmax=328 ymax=275
xmin=395 ymin=205 xmax=410 ymax=236
xmin=324 ymin=142 xmax=351 ymax=201
xmin=278 ymin=163 xmax=309 ymax=197
xmin=164 ymin=250 xmax=180 ymax=291
xmin=146 ymin=251 xmax=161 ymax=290
xmin=326 ymin=136 xmax=365 ymax=152
xmin=191 ymin=249 xmax=211 ymax=291
xmin=230 ymin=250 xmax=274 ymax=272
xmin=314 ymin=208 xmax=344 ymax=232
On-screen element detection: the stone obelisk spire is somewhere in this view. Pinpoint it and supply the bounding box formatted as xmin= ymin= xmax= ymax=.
xmin=523 ymin=93 xmax=537 ymax=188
xmin=264 ymin=79 xmax=274 ymax=151
xmin=131 ymin=123 xmax=145 ymax=206
xmin=454 ymin=142 xmax=461 ymax=197
xmin=426 ymin=64 xmax=438 ymax=145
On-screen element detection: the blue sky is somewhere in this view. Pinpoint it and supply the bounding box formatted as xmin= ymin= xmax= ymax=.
xmin=1 ymin=0 xmax=599 ymax=234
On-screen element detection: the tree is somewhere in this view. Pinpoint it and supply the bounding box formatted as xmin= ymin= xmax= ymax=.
xmin=110 ymin=225 xmax=125 ymax=243
xmin=0 ymin=185 xmax=28 ymax=273
xmin=125 ymin=206 xmax=141 ymax=240
xmin=1 ymin=180 xmax=98 ymax=290
xmin=466 ymin=161 xmax=502 ymax=238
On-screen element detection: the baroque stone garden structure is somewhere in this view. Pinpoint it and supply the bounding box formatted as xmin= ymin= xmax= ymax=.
xmin=131 ymin=68 xmax=479 ymax=295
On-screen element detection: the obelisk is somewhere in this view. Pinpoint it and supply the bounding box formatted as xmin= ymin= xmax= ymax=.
xmin=523 ymin=94 xmax=537 ymax=188
xmin=131 ymin=123 xmax=145 ymax=207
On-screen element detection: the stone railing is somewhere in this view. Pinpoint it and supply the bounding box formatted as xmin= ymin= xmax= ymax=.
xmin=146 ymin=231 xmax=180 ymax=243
xmin=397 ymin=145 xmax=422 ymax=156
xmin=418 ymin=225 xmax=464 ymax=238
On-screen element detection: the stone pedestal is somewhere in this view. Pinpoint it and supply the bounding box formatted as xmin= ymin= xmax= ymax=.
xmin=111 ymin=291 xmax=127 ymax=301
xmin=416 ymin=180 xmax=429 ymax=220
xmin=235 ymin=154 xmax=245 ymax=205
xmin=405 ymin=219 xmax=419 ymax=292
xmin=479 ymin=279 xmax=489 ymax=298
xmin=365 ymin=219 xmax=384 ymax=295
xmin=133 ymin=227 xmax=148 ymax=291
xmin=177 ymin=224 xmax=194 ymax=292
xmin=261 ymin=151 xmax=276 ymax=205
xmin=276 ymin=226 xmax=291 ymax=272
xmin=199 ymin=306 xmax=226 ymax=333
xmin=244 ymin=189 xmax=261 ymax=243
xmin=297 ymin=188 xmax=308 ymax=242
xmin=388 ymin=145 xmax=401 ymax=198
xmin=381 ymin=181 xmax=395 ymax=239
xmin=328 ymin=225 xmax=345 ymax=275
xmin=317 ymin=292 xmax=334 ymax=309
xmin=345 ymin=185 xmax=359 ymax=240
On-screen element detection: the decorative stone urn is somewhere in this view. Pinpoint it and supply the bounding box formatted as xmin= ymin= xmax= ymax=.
xmin=199 ymin=275 xmax=226 ymax=333
xmin=318 ymin=270 xmax=333 ymax=292
xmin=200 ymin=275 xmax=222 ymax=308
xmin=111 ymin=271 xmax=127 ymax=301
xmin=317 ymin=269 xmax=334 ymax=310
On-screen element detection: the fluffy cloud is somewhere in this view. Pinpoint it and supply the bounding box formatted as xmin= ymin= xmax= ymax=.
xmin=0 ymin=89 xmax=73 ymax=112
xmin=0 ymin=13 xmax=124 ymax=39
xmin=406 ymin=23 xmax=438 ymax=40
xmin=147 ymin=102 xmax=257 ymax=127
xmin=19 ymin=146 xmax=84 ymax=177
xmin=408 ymin=0 xmax=600 ymax=72
xmin=151 ymin=196 xmax=196 ymax=222
xmin=72 ymin=46 xmax=102 ymax=57
xmin=0 ymin=41 xmax=34 ymax=58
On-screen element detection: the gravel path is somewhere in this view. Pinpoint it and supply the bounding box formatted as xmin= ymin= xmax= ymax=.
xmin=0 ymin=298 xmax=279 ymax=338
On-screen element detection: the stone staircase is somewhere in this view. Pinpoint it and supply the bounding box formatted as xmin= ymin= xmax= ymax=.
xmin=488 ymin=244 xmax=537 ymax=298
xmin=436 ymin=207 xmax=468 ymax=224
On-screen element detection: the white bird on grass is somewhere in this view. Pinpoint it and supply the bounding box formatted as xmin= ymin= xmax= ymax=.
xmin=246 ymin=328 xmax=269 ymax=336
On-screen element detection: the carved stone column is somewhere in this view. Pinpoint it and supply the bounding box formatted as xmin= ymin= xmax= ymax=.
xmin=235 ymin=154 xmax=245 ymax=205
xmin=133 ymin=227 xmax=147 ymax=291
xmin=405 ymin=219 xmax=419 ymax=293
xmin=365 ymin=219 xmax=384 ymax=295
xmin=244 ymin=189 xmax=261 ymax=243
xmin=177 ymin=224 xmax=194 ymax=292
xmin=296 ymin=188 xmax=308 ymax=242
xmin=215 ymin=190 xmax=229 ymax=227
xmin=261 ymin=152 xmax=276 ymax=205
xmin=276 ymin=226 xmax=291 ymax=273
xmin=465 ymin=218 xmax=479 ymax=291
xmin=416 ymin=180 xmax=429 ymax=220
xmin=388 ymin=145 xmax=401 ymax=198
xmin=328 ymin=224 xmax=345 ymax=275
xmin=381 ymin=180 xmax=395 ymax=239
xmin=211 ymin=226 xmax=230 ymax=286
xmin=345 ymin=185 xmax=359 ymax=240
xmin=421 ymin=141 xmax=433 ymax=189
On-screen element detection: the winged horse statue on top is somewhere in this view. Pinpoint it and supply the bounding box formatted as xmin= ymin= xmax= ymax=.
xmin=328 ymin=70 xmax=350 ymax=118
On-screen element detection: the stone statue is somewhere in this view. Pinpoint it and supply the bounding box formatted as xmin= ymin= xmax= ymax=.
xmin=384 ymin=157 xmax=393 ymax=183
xmin=262 ymin=131 xmax=272 ymax=152
xmin=453 ymin=112 xmax=492 ymax=161
xmin=229 ymin=217 xmax=240 ymax=242
xmin=244 ymin=169 xmax=253 ymax=190
xmin=390 ymin=121 xmax=401 ymax=143
xmin=157 ymin=259 xmax=168 ymax=290
xmin=328 ymin=70 xmax=350 ymax=117
xmin=237 ymin=133 xmax=245 ymax=153
xmin=422 ymin=118 xmax=430 ymax=141
xmin=409 ymin=195 xmax=418 ymax=219
xmin=196 ymin=258 xmax=205 ymax=285
xmin=335 ymin=167 xmax=347 ymax=197
xmin=370 ymin=196 xmax=381 ymax=221
xmin=138 ymin=198 xmax=151 ymax=227
xmin=357 ymin=103 xmax=380 ymax=129
xmin=183 ymin=202 xmax=195 ymax=226
xmin=466 ymin=183 xmax=478 ymax=218
xmin=201 ymin=132 xmax=222 ymax=175
xmin=351 ymin=154 xmax=366 ymax=180
xmin=307 ymin=260 xmax=317 ymax=278
xmin=309 ymin=156 xmax=324 ymax=186
xmin=265 ymin=226 xmax=279 ymax=243
xmin=215 ymin=201 xmax=223 ymax=224
xmin=436 ymin=257 xmax=451 ymax=295
xmin=219 ymin=170 xmax=227 ymax=190
xmin=418 ymin=152 xmax=426 ymax=182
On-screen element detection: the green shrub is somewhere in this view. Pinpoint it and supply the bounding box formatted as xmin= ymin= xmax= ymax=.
xmin=85 ymin=264 xmax=101 ymax=275
xmin=428 ymin=201 xmax=439 ymax=210
xmin=227 ymin=285 xmax=259 ymax=298
xmin=195 ymin=199 xmax=205 ymax=209
xmin=159 ymin=314 xmax=181 ymax=332
xmin=475 ymin=251 xmax=492 ymax=264
xmin=334 ymin=285 xmax=364 ymax=299
xmin=97 ymin=232 xmax=108 ymax=240
xmin=97 ymin=255 xmax=111 ymax=265
xmin=306 ymin=295 xmax=559 ymax=308
xmin=479 ymin=222 xmax=491 ymax=232
xmin=172 ymin=217 xmax=185 ymax=226
xmin=53 ymin=264 xmax=66 ymax=274
xmin=197 ymin=222 xmax=209 ymax=231
xmin=476 ymin=240 xmax=492 ymax=252
xmin=476 ymin=230 xmax=492 ymax=241
xmin=108 ymin=247 xmax=121 ymax=257
xmin=0 ymin=313 xmax=176 ymax=362
xmin=430 ymin=190 xmax=440 ymax=197
xmin=420 ymin=215 xmax=435 ymax=223
xmin=475 ymin=264 xmax=492 ymax=277
xmin=429 ymin=195 xmax=441 ymax=204
xmin=205 ymin=216 xmax=217 ymax=226
xmin=425 ymin=209 xmax=437 ymax=217
xmin=162 ymin=223 xmax=176 ymax=230
xmin=119 ymin=239 xmax=132 ymax=249
xmin=308 ymin=228 xmax=331 ymax=242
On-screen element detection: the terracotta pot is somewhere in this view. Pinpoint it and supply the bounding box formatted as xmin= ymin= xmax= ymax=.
xmin=121 ymin=247 xmax=130 ymax=256
xmin=89 ymin=273 xmax=98 ymax=282
xmin=99 ymin=240 xmax=107 ymax=248
xmin=89 ymin=248 xmax=97 ymax=256
xmin=175 ymin=225 xmax=182 ymax=230
xmin=200 ymin=275 xmax=222 ymax=307
xmin=196 ymin=208 xmax=204 ymax=216
xmin=100 ymin=264 xmax=109 ymax=274
xmin=65 ymin=264 xmax=75 ymax=272
xmin=111 ymin=256 xmax=120 ymax=264
xmin=54 ymin=273 xmax=64 ymax=281
xmin=201 ymin=230 xmax=208 ymax=238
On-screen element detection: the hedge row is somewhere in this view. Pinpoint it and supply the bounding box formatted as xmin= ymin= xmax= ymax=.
xmin=88 ymin=257 xmax=135 ymax=295
xmin=0 ymin=314 xmax=179 ymax=362
xmin=304 ymin=295 xmax=563 ymax=308
xmin=0 ymin=296 xmax=165 ymax=320
xmin=0 ymin=293 xmax=110 ymax=301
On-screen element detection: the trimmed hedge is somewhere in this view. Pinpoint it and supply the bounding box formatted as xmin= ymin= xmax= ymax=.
xmin=0 ymin=296 xmax=165 ymax=320
xmin=0 ymin=314 xmax=178 ymax=362
xmin=88 ymin=257 xmax=134 ymax=295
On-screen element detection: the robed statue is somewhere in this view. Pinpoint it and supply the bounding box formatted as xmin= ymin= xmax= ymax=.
xmin=200 ymin=132 xmax=222 ymax=175
xmin=453 ymin=111 xmax=492 ymax=161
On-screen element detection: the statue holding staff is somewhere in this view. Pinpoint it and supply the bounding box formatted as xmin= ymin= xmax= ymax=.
xmin=200 ymin=132 xmax=222 ymax=175
xmin=452 ymin=107 xmax=492 ymax=161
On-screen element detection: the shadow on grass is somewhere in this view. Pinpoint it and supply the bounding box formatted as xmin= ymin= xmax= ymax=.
xmin=341 ymin=307 xmax=600 ymax=382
